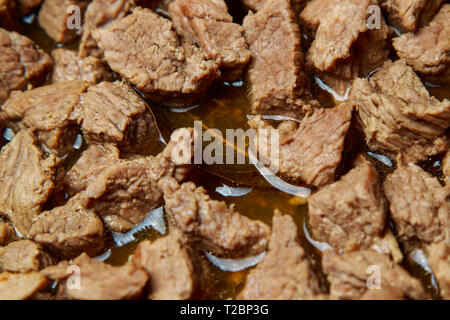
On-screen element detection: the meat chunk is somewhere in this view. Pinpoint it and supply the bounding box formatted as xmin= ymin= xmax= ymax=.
xmin=443 ymin=151 xmax=450 ymax=183
xmin=38 ymin=0 xmax=90 ymax=43
xmin=393 ymin=5 xmax=450 ymax=84
xmin=79 ymin=81 xmax=158 ymax=153
xmin=299 ymin=0 xmax=340 ymax=34
xmin=238 ymin=210 xmax=324 ymax=300
xmin=169 ymin=0 xmax=251 ymax=81
xmin=242 ymin=0 xmax=306 ymax=13
xmin=159 ymin=177 xmax=271 ymax=258
xmin=248 ymin=103 xmax=353 ymax=188
xmin=133 ymin=232 xmax=211 ymax=299
xmin=92 ymin=7 xmax=219 ymax=107
xmin=0 ymin=240 xmax=53 ymax=272
xmin=28 ymin=194 xmax=105 ymax=259
xmin=322 ymin=249 xmax=427 ymax=299
xmin=350 ymin=60 xmax=450 ymax=162
xmin=381 ymin=0 xmax=445 ymax=32
xmin=0 ymin=221 xmax=17 ymax=246
xmin=0 ymin=28 xmax=53 ymax=103
xmin=0 ymin=130 xmax=59 ymax=236
xmin=0 ymin=1 xmax=17 ymax=31
xmin=243 ymin=0 xmax=317 ymax=119
xmin=426 ymin=242 xmax=450 ymax=299
xmin=0 ymin=81 xmax=87 ymax=156
xmin=15 ymin=0 xmax=43 ymax=16
xmin=51 ymin=48 xmax=112 ymax=86
xmin=42 ymin=253 xmax=148 ymax=300
xmin=0 ymin=272 xmax=47 ymax=300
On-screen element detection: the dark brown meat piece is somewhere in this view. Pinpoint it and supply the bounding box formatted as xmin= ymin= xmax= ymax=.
xmin=242 ymin=0 xmax=306 ymax=13
xmin=381 ymin=0 xmax=445 ymax=32
xmin=238 ymin=210 xmax=324 ymax=300
xmin=38 ymin=0 xmax=90 ymax=43
xmin=15 ymin=0 xmax=43 ymax=16
xmin=133 ymin=231 xmax=211 ymax=299
xmin=0 ymin=81 xmax=87 ymax=156
xmin=248 ymin=103 xmax=353 ymax=188
xmin=350 ymin=60 xmax=450 ymax=162
xmin=169 ymin=0 xmax=251 ymax=81
xmin=393 ymin=4 xmax=450 ymax=84
xmin=159 ymin=177 xmax=271 ymax=258
xmin=0 ymin=272 xmax=47 ymax=300
xmin=42 ymin=253 xmax=148 ymax=300
xmin=0 ymin=1 xmax=17 ymax=31
xmin=79 ymin=81 xmax=158 ymax=153
xmin=0 ymin=240 xmax=53 ymax=272
xmin=0 ymin=130 xmax=59 ymax=236
xmin=426 ymin=242 xmax=450 ymax=299
xmin=0 ymin=221 xmax=17 ymax=246
xmin=92 ymin=7 xmax=219 ymax=107
xmin=243 ymin=0 xmax=317 ymax=119
xmin=51 ymin=48 xmax=112 ymax=86
xmin=0 ymin=28 xmax=53 ymax=103
xmin=322 ymin=249 xmax=427 ymax=300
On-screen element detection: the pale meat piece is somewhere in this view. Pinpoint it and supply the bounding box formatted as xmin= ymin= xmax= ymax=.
xmin=0 ymin=81 xmax=87 ymax=156
xmin=322 ymin=249 xmax=428 ymax=300
xmin=42 ymin=253 xmax=148 ymax=300
xmin=0 ymin=28 xmax=53 ymax=103
xmin=159 ymin=177 xmax=271 ymax=258
xmin=242 ymin=0 xmax=318 ymax=119
xmin=169 ymin=0 xmax=251 ymax=81
xmin=299 ymin=0 xmax=340 ymax=33
xmin=393 ymin=4 xmax=450 ymax=84
xmin=0 ymin=240 xmax=53 ymax=272
xmin=443 ymin=151 xmax=450 ymax=183
xmin=92 ymin=7 xmax=219 ymax=107
xmin=426 ymin=242 xmax=450 ymax=299
xmin=248 ymin=103 xmax=353 ymax=188
xmin=0 ymin=221 xmax=17 ymax=246
xmin=51 ymin=48 xmax=112 ymax=86
xmin=79 ymin=81 xmax=158 ymax=153
xmin=0 ymin=272 xmax=47 ymax=300
xmin=238 ymin=210 xmax=324 ymax=300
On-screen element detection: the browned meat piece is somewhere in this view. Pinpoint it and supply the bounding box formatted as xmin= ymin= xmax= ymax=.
xmin=28 ymin=194 xmax=105 ymax=259
xmin=383 ymin=161 xmax=449 ymax=247
xmin=242 ymin=0 xmax=306 ymax=12
xmin=0 ymin=81 xmax=87 ymax=156
xmin=0 ymin=221 xmax=17 ymax=246
xmin=322 ymin=249 xmax=427 ymax=300
xmin=133 ymin=232 xmax=211 ymax=299
xmin=393 ymin=5 xmax=450 ymax=84
xmin=0 ymin=130 xmax=59 ymax=236
xmin=308 ymin=157 xmax=391 ymax=252
xmin=0 ymin=1 xmax=17 ymax=31
xmin=239 ymin=210 xmax=324 ymax=300
xmin=159 ymin=177 xmax=271 ymax=258
xmin=51 ymin=48 xmax=112 ymax=86
xmin=64 ymin=144 xmax=120 ymax=197
xmin=79 ymin=81 xmax=158 ymax=153
xmin=0 ymin=272 xmax=47 ymax=300
xmin=92 ymin=7 xmax=219 ymax=107
xmin=42 ymin=253 xmax=148 ymax=300
xmin=0 ymin=240 xmax=53 ymax=272
xmin=443 ymin=151 xmax=450 ymax=183
xmin=15 ymin=0 xmax=43 ymax=16
xmin=299 ymin=0 xmax=339 ymax=33
xmin=38 ymin=0 xmax=90 ymax=43
xmin=426 ymin=242 xmax=450 ymax=299
xmin=243 ymin=0 xmax=317 ymax=119
xmin=350 ymin=60 xmax=450 ymax=162
xmin=360 ymin=286 xmax=405 ymax=300
xmin=381 ymin=0 xmax=445 ymax=32
xmin=248 ymin=103 xmax=353 ymax=188
xmin=0 ymin=28 xmax=53 ymax=103
xmin=169 ymin=0 xmax=251 ymax=81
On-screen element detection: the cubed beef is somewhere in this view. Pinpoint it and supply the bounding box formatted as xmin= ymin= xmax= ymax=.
xmin=42 ymin=252 xmax=148 ymax=299
xmin=322 ymin=249 xmax=427 ymax=299
xmin=238 ymin=210 xmax=324 ymax=300
xmin=381 ymin=0 xmax=445 ymax=32
xmin=133 ymin=232 xmax=212 ymax=299
xmin=243 ymin=0 xmax=318 ymax=119
xmin=0 ymin=130 xmax=59 ymax=236
xmin=51 ymin=48 xmax=112 ymax=86
xmin=248 ymin=103 xmax=353 ymax=188
xmin=0 ymin=240 xmax=53 ymax=272
xmin=426 ymin=242 xmax=450 ymax=299
xmin=159 ymin=177 xmax=271 ymax=258
xmin=0 ymin=221 xmax=17 ymax=246
xmin=38 ymin=0 xmax=90 ymax=43
xmin=350 ymin=60 xmax=450 ymax=162
xmin=0 ymin=272 xmax=47 ymax=300
xmin=360 ymin=286 xmax=405 ymax=300
xmin=92 ymin=7 xmax=219 ymax=107
xmin=0 ymin=28 xmax=53 ymax=103
xmin=79 ymin=81 xmax=158 ymax=153
xmin=169 ymin=0 xmax=251 ymax=81
xmin=443 ymin=151 xmax=450 ymax=183
xmin=0 ymin=81 xmax=87 ymax=156
xmin=393 ymin=4 xmax=450 ymax=84
xmin=242 ymin=0 xmax=305 ymax=13
xmin=299 ymin=0 xmax=339 ymax=33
